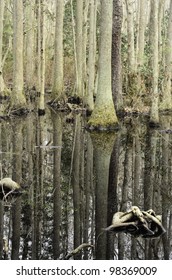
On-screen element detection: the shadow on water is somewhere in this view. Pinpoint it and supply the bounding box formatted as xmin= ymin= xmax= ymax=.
xmin=0 ymin=111 xmax=172 ymax=260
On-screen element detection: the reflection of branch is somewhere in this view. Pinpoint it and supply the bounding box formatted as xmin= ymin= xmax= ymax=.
xmin=64 ymin=243 xmax=94 ymax=260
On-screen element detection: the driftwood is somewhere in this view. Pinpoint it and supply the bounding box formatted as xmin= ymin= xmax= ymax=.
xmin=0 ymin=178 xmax=21 ymax=201
xmin=64 ymin=243 xmax=94 ymax=260
xmin=105 ymin=206 xmax=166 ymax=238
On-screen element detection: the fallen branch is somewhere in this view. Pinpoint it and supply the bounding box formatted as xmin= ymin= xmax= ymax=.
xmin=64 ymin=243 xmax=94 ymax=260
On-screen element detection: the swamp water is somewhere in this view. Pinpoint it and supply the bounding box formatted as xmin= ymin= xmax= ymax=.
xmin=0 ymin=110 xmax=172 ymax=260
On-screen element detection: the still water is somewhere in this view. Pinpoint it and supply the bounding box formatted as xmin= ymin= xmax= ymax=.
xmin=0 ymin=110 xmax=172 ymax=260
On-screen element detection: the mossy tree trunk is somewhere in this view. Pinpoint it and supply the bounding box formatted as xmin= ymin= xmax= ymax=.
xmin=87 ymin=0 xmax=118 ymax=130
xmin=52 ymin=0 xmax=64 ymax=101
xmin=12 ymin=0 xmax=26 ymax=109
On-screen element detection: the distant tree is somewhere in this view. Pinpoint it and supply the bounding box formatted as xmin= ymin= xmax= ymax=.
xmin=12 ymin=0 xmax=26 ymax=109
xmin=87 ymin=0 xmax=119 ymax=130
xmin=52 ymin=0 xmax=64 ymax=100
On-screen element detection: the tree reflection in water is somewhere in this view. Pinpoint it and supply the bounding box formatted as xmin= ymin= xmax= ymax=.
xmin=0 ymin=113 xmax=172 ymax=260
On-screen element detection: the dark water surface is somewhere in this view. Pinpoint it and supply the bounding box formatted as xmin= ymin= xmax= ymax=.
xmin=0 ymin=110 xmax=172 ymax=260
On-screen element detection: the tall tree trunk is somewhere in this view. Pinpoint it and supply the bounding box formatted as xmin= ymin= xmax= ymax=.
xmin=38 ymin=0 xmax=45 ymax=114
xmin=76 ymin=0 xmax=83 ymax=97
xmin=125 ymin=0 xmax=135 ymax=73
xmin=52 ymin=0 xmax=64 ymax=100
xmin=160 ymin=0 xmax=172 ymax=111
xmin=149 ymin=0 xmax=159 ymax=126
xmin=0 ymin=0 xmax=5 ymax=95
xmin=25 ymin=0 xmax=35 ymax=90
xmin=12 ymin=0 xmax=26 ymax=109
xmin=136 ymin=0 xmax=146 ymax=69
xmin=112 ymin=0 xmax=123 ymax=113
xmin=87 ymin=0 xmax=119 ymax=130
xmin=86 ymin=0 xmax=97 ymax=113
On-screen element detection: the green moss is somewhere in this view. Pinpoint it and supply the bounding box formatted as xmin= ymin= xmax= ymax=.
xmin=87 ymin=103 xmax=119 ymax=130
xmin=90 ymin=131 xmax=118 ymax=154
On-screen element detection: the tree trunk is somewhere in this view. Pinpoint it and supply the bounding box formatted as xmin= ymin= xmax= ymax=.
xmin=86 ymin=0 xmax=97 ymax=113
xmin=12 ymin=0 xmax=26 ymax=108
xmin=125 ymin=0 xmax=135 ymax=72
xmin=52 ymin=0 xmax=64 ymax=100
xmin=0 ymin=0 xmax=5 ymax=95
xmin=25 ymin=0 xmax=35 ymax=90
xmin=160 ymin=0 xmax=172 ymax=111
xmin=76 ymin=0 xmax=83 ymax=97
xmin=38 ymin=0 xmax=45 ymax=114
xmin=112 ymin=0 xmax=123 ymax=113
xmin=149 ymin=0 xmax=159 ymax=126
xmin=87 ymin=0 xmax=119 ymax=130
xmin=136 ymin=0 xmax=146 ymax=69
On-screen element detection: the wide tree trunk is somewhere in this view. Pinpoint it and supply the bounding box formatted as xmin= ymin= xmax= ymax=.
xmin=87 ymin=0 xmax=119 ymax=130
